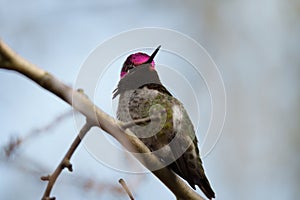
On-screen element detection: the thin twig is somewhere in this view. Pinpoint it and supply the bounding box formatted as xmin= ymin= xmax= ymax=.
xmin=121 ymin=117 xmax=152 ymax=130
xmin=3 ymin=110 xmax=73 ymax=158
xmin=121 ymin=110 xmax=166 ymax=130
xmin=119 ymin=178 xmax=135 ymax=200
xmin=41 ymin=122 xmax=93 ymax=200
xmin=0 ymin=154 xmax=130 ymax=198
xmin=0 ymin=39 xmax=204 ymax=200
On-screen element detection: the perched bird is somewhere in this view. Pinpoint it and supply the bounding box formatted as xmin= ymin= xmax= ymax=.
xmin=113 ymin=46 xmax=215 ymax=199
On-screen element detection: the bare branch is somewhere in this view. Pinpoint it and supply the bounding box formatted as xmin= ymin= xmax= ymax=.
xmin=121 ymin=109 xmax=166 ymax=130
xmin=121 ymin=117 xmax=152 ymax=130
xmin=1 ymin=153 xmax=129 ymax=198
xmin=0 ymin=39 xmax=204 ymax=200
xmin=4 ymin=136 xmax=22 ymax=157
xmin=119 ymin=178 xmax=135 ymax=200
xmin=3 ymin=110 xmax=73 ymax=158
xmin=41 ymin=122 xmax=93 ymax=200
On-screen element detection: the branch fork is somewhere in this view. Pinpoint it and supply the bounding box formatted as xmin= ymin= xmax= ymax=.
xmin=0 ymin=39 xmax=205 ymax=200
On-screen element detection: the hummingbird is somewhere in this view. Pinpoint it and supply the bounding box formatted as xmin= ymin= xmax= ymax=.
xmin=113 ymin=46 xmax=215 ymax=199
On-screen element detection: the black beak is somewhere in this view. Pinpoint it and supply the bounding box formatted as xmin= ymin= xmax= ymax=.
xmin=146 ymin=45 xmax=161 ymax=63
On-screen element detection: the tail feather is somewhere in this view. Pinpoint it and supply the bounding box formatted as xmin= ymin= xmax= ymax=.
xmin=195 ymin=176 xmax=215 ymax=200
xmin=169 ymin=158 xmax=215 ymax=199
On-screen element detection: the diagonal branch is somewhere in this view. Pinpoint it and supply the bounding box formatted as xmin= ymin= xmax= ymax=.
xmin=0 ymin=39 xmax=204 ymax=200
xmin=41 ymin=121 xmax=93 ymax=200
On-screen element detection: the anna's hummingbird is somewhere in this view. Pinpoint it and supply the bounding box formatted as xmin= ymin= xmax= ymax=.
xmin=113 ymin=46 xmax=215 ymax=199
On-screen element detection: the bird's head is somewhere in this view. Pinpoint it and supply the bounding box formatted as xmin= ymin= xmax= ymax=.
xmin=120 ymin=45 xmax=161 ymax=79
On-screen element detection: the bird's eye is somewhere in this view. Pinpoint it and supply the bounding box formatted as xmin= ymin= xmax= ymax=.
xmin=128 ymin=65 xmax=134 ymax=70
xmin=127 ymin=64 xmax=136 ymax=73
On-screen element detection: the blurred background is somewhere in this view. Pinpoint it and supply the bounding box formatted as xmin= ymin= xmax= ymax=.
xmin=0 ymin=0 xmax=299 ymax=199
